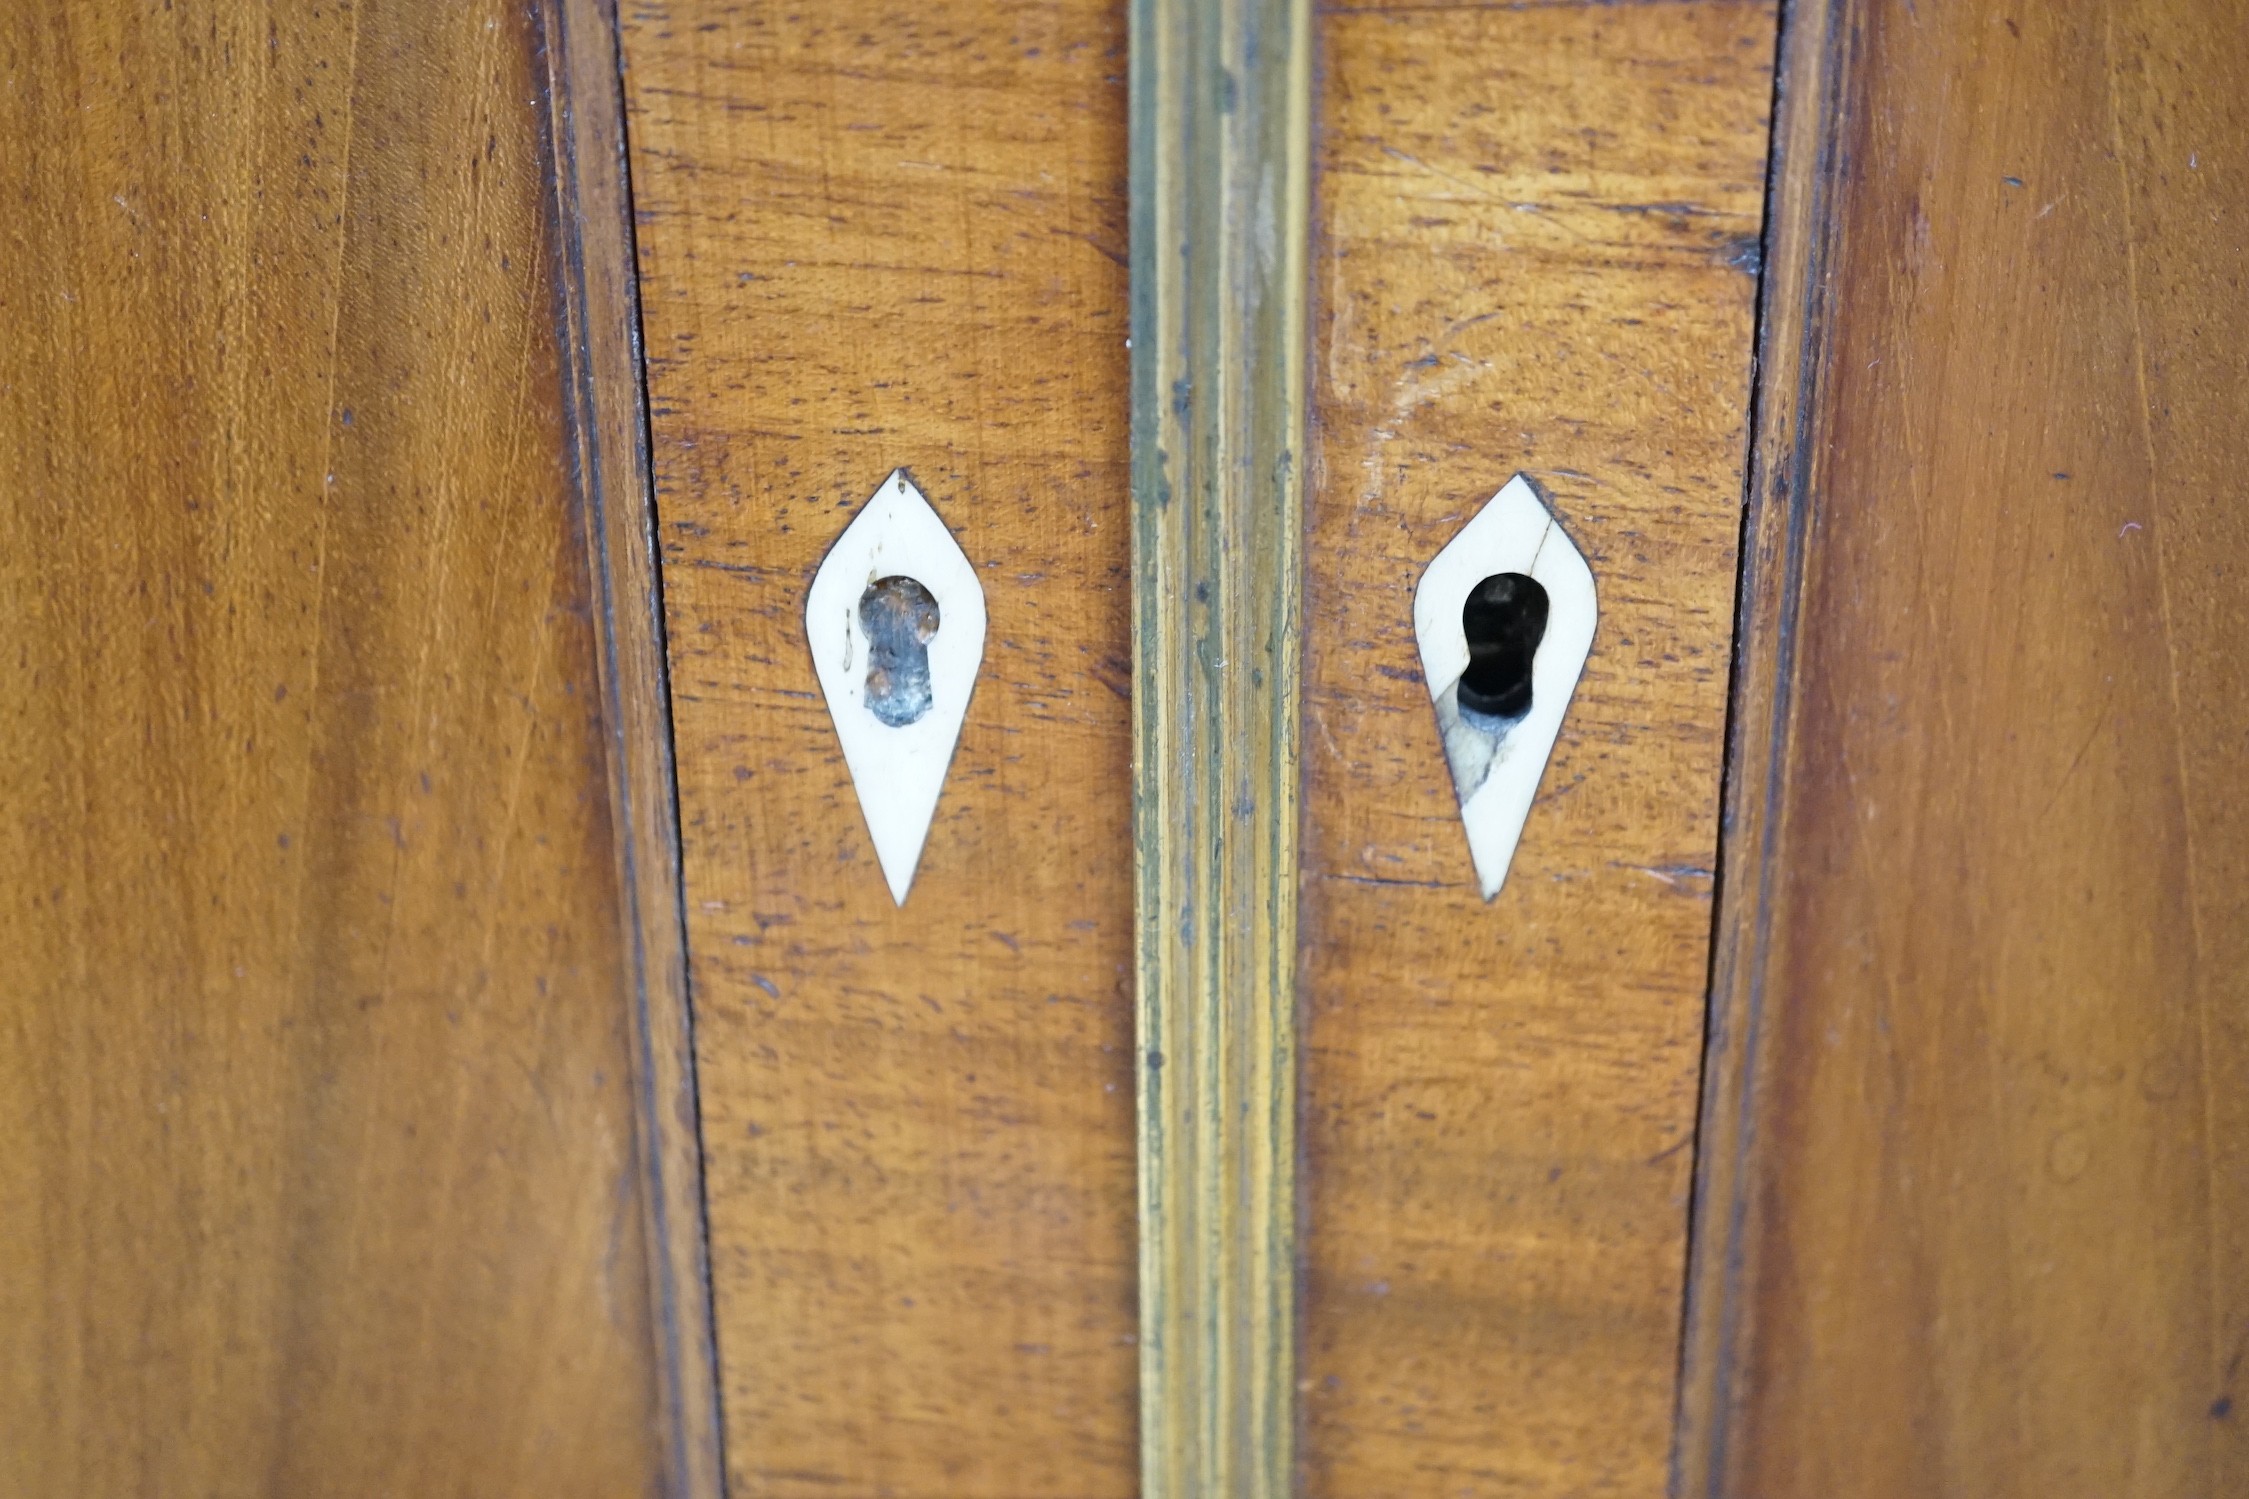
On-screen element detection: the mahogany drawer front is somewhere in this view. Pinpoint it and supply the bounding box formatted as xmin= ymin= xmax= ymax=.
xmin=618 ymin=3 xmax=1770 ymax=1492
xmin=8 ymin=1 xmax=2243 ymax=1495
xmin=1299 ymin=6 xmax=1772 ymax=1494
xmin=620 ymin=5 xmax=1140 ymax=1493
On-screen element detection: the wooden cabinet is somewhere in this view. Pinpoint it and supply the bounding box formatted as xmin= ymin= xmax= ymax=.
xmin=5 ymin=1 xmax=2242 ymax=1496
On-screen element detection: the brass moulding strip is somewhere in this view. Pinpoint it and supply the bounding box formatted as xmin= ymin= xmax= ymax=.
xmin=1129 ymin=0 xmax=1311 ymax=1496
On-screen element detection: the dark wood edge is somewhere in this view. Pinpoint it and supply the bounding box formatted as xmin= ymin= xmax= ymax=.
xmin=1671 ymin=1 xmax=1854 ymax=1493
xmin=532 ymin=4 xmax=728 ymax=1496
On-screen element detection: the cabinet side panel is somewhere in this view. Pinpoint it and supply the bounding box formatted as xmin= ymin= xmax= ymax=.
xmin=1689 ymin=1 xmax=2249 ymax=1494
xmin=0 ymin=2 xmax=668 ymax=1494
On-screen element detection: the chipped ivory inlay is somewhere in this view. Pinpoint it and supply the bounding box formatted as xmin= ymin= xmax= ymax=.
xmin=1413 ymin=474 xmax=1598 ymax=901
xmin=806 ymin=470 xmax=986 ymax=905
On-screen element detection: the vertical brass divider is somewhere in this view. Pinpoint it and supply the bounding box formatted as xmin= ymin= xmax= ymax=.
xmin=1129 ymin=1 xmax=1311 ymax=1496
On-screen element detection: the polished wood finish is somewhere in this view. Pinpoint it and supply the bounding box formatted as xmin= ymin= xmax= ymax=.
xmin=1129 ymin=0 xmax=1310 ymax=1493
xmin=537 ymin=2 xmax=726 ymax=1492
xmin=0 ymin=2 xmax=668 ymax=1494
xmin=1672 ymin=0 xmax=1844 ymax=1487
xmin=616 ymin=4 xmax=1138 ymax=1494
xmin=1681 ymin=1 xmax=2249 ymax=1494
xmin=1298 ymin=2 xmax=1777 ymax=1492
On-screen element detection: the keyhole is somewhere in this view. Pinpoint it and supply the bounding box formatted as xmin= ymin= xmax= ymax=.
xmin=1458 ymin=572 xmax=1549 ymax=724
xmin=860 ymin=575 xmax=941 ymax=727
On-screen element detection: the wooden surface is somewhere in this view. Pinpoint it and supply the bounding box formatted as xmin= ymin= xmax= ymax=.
xmin=1671 ymin=0 xmax=1844 ymax=1488
xmin=0 ymin=3 xmax=667 ymax=1494
xmin=1298 ymin=3 xmax=1776 ymax=1493
xmin=1683 ymin=0 xmax=2249 ymax=1494
xmin=1128 ymin=0 xmax=1309 ymax=1493
xmin=537 ymin=1 xmax=727 ymax=1492
xmin=616 ymin=4 xmax=1139 ymax=1494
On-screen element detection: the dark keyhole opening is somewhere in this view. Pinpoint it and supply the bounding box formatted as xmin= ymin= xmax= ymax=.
xmin=1458 ymin=572 xmax=1549 ymax=724
xmin=860 ymin=575 xmax=941 ymax=727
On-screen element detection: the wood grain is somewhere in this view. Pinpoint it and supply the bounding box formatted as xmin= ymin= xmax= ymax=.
xmin=1297 ymin=3 xmax=1777 ymax=1493
xmin=616 ymin=4 xmax=1139 ymax=1494
xmin=1681 ymin=0 xmax=2249 ymax=1494
xmin=536 ymin=1 xmax=727 ymax=1492
xmin=1671 ymin=0 xmax=1844 ymax=1487
xmin=0 ymin=2 xmax=667 ymax=1493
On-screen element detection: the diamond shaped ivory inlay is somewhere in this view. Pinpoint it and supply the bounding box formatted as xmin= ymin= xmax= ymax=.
xmin=806 ymin=470 xmax=987 ymax=905
xmin=1412 ymin=474 xmax=1598 ymax=901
